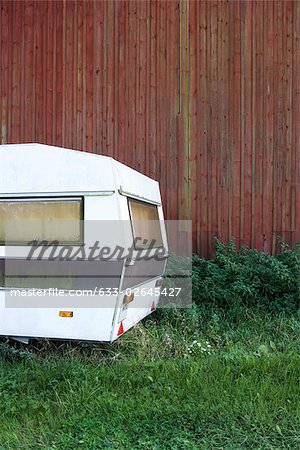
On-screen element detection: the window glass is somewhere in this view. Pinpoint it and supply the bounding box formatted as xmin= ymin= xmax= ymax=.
xmin=0 ymin=198 xmax=83 ymax=244
xmin=128 ymin=198 xmax=163 ymax=249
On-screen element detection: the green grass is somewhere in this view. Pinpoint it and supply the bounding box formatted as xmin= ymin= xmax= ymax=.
xmin=0 ymin=306 xmax=299 ymax=449
xmin=1 ymin=242 xmax=300 ymax=448
xmin=0 ymin=352 xmax=300 ymax=449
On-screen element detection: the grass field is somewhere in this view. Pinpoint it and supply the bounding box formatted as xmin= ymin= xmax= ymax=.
xmin=0 ymin=305 xmax=299 ymax=449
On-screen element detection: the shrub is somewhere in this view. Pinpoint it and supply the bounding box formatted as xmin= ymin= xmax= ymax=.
xmin=192 ymin=239 xmax=300 ymax=313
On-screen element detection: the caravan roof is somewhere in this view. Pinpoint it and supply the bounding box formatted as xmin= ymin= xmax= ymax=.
xmin=0 ymin=143 xmax=161 ymax=204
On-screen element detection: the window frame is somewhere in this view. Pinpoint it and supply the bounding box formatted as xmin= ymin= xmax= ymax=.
xmin=0 ymin=196 xmax=84 ymax=246
xmin=127 ymin=197 xmax=163 ymax=250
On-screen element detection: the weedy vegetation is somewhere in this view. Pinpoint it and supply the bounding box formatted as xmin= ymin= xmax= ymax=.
xmin=0 ymin=240 xmax=299 ymax=449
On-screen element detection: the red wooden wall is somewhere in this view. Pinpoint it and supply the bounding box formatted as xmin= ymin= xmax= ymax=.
xmin=1 ymin=0 xmax=300 ymax=256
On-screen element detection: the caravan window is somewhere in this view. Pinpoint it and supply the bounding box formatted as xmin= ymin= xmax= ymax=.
xmin=0 ymin=197 xmax=83 ymax=244
xmin=128 ymin=198 xmax=163 ymax=249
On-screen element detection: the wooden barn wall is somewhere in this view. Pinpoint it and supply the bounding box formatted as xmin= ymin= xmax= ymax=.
xmin=1 ymin=0 xmax=300 ymax=256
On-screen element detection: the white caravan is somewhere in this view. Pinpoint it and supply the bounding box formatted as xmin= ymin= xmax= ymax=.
xmin=0 ymin=144 xmax=168 ymax=343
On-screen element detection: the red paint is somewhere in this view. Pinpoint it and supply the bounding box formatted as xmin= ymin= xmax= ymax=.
xmin=1 ymin=0 xmax=299 ymax=255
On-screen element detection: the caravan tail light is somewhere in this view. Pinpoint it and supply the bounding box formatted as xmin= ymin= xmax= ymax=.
xmin=117 ymin=321 xmax=124 ymax=336
xmin=123 ymin=293 xmax=134 ymax=305
xmin=59 ymin=311 xmax=73 ymax=318
xmin=155 ymin=278 xmax=163 ymax=287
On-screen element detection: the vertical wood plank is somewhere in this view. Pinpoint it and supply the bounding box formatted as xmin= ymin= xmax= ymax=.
xmin=263 ymin=0 xmax=274 ymax=253
xmin=254 ymin=0 xmax=264 ymax=251
xmin=1 ymin=1 xmax=10 ymax=143
xmin=230 ymin=0 xmax=241 ymax=246
xmin=210 ymin=1 xmax=219 ymax=251
xmin=283 ymin=0 xmax=293 ymax=244
xmin=241 ymin=0 xmax=253 ymax=248
xmin=10 ymin=0 xmax=21 ymax=143
xmin=85 ymin=0 xmax=94 ymax=152
xmin=55 ymin=0 xmax=63 ymax=147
